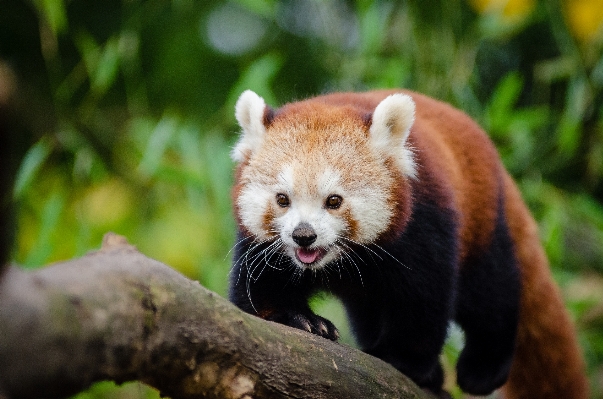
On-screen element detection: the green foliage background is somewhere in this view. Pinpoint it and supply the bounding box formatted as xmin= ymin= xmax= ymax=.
xmin=1 ymin=0 xmax=602 ymax=397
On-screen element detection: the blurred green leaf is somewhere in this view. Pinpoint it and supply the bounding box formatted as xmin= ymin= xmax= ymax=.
xmin=69 ymin=380 xmax=160 ymax=399
xmin=226 ymin=52 xmax=283 ymax=112
xmin=486 ymin=72 xmax=523 ymax=135
xmin=357 ymin=2 xmax=393 ymax=54
xmin=232 ymin=0 xmax=277 ymax=18
xmin=92 ymin=37 xmax=121 ymax=95
xmin=23 ymin=191 xmax=66 ymax=268
xmin=138 ymin=115 xmax=179 ymax=178
xmin=13 ymin=138 xmax=53 ymax=200
xmin=75 ymin=33 xmax=121 ymax=97
xmin=34 ymin=0 xmax=68 ymax=35
xmin=556 ymin=78 xmax=590 ymax=158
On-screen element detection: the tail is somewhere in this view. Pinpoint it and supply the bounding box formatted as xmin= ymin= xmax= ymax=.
xmin=501 ymin=173 xmax=589 ymax=399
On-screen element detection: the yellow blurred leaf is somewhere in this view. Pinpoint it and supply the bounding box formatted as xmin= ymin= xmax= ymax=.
xmin=564 ymin=0 xmax=603 ymax=42
xmin=81 ymin=179 xmax=134 ymax=228
xmin=467 ymin=0 xmax=535 ymax=20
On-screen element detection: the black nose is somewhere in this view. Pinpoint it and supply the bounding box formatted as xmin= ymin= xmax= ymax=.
xmin=292 ymin=223 xmax=317 ymax=247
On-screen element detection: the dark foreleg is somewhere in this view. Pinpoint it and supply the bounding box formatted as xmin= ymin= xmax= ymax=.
xmin=455 ymin=216 xmax=521 ymax=395
xmin=343 ymin=268 xmax=455 ymax=394
xmin=229 ymin=235 xmax=339 ymax=340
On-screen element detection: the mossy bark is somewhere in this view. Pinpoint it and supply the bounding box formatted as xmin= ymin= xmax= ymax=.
xmin=0 ymin=233 xmax=436 ymax=399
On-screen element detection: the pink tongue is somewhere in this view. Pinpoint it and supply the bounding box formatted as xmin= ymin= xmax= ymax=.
xmin=296 ymin=248 xmax=319 ymax=264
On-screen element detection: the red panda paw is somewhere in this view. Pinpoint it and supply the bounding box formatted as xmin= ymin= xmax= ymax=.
xmin=266 ymin=309 xmax=340 ymax=341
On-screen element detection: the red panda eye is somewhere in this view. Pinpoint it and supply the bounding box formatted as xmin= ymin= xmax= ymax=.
xmin=326 ymin=195 xmax=343 ymax=209
xmin=276 ymin=193 xmax=290 ymax=208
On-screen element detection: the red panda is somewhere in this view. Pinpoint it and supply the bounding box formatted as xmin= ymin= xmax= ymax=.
xmin=229 ymin=89 xmax=589 ymax=398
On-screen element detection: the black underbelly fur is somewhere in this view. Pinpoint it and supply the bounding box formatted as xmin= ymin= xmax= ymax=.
xmin=230 ymin=194 xmax=520 ymax=396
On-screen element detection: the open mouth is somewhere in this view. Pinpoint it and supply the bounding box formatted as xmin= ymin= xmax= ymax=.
xmin=295 ymin=247 xmax=327 ymax=265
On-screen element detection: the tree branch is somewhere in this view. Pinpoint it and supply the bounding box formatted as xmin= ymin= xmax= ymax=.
xmin=0 ymin=233 xmax=435 ymax=399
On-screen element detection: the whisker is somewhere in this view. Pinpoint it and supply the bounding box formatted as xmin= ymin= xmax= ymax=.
xmin=336 ymin=239 xmax=369 ymax=268
xmin=233 ymin=236 xmax=279 ymax=314
xmin=370 ymin=242 xmax=411 ymax=270
xmin=340 ymin=236 xmax=410 ymax=271
xmin=338 ymin=247 xmax=364 ymax=287
xmin=224 ymin=234 xmax=255 ymax=261
xmin=254 ymin=240 xmax=286 ymax=280
xmin=331 ymin=243 xmax=355 ymax=280
xmin=330 ymin=245 xmax=343 ymax=280
xmin=339 ymin=235 xmax=383 ymax=262
xmin=247 ymin=239 xmax=282 ymax=270
xmin=235 ymin=238 xmax=268 ymax=285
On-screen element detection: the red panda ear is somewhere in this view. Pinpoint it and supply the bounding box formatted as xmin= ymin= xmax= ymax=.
xmin=232 ymin=90 xmax=268 ymax=162
xmin=369 ymin=94 xmax=417 ymax=178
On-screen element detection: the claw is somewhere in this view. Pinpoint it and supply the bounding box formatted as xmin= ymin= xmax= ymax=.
xmin=267 ymin=310 xmax=339 ymax=341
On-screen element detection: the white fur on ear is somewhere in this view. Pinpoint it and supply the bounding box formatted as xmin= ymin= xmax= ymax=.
xmin=232 ymin=90 xmax=267 ymax=162
xmin=369 ymin=93 xmax=417 ymax=178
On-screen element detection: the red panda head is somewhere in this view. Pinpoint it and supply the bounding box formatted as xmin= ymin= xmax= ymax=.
xmin=232 ymin=90 xmax=415 ymax=269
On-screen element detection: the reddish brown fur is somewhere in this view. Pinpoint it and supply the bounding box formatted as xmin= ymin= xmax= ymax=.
xmin=257 ymin=99 xmax=410 ymax=241
xmin=406 ymin=91 xmax=588 ymax=398
xmin=231 ymin=161 xmax=245 ymax=224
xmin=341 ymin=208 xmax=360 ymax=239
xmin=264 ymin=95 xmax=415 ymax=239
xmin=265 ymin=90 xmax=588 ymax=398
xmin=501 ymin=173 xmax=589 ymax=398
xmin=380 ymin=158 xmax=413 ymax=241
xmin=317 ymin=90 xmax=501 ymax=258
xmin=231 ymin=158 xmax=249 ymax=233
xmin=262 ymin=207 xmax=276 ymax=239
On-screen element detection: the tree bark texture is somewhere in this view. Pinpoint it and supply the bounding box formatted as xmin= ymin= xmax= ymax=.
xmin=0 ymin=233 xmax=436 ymax=399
